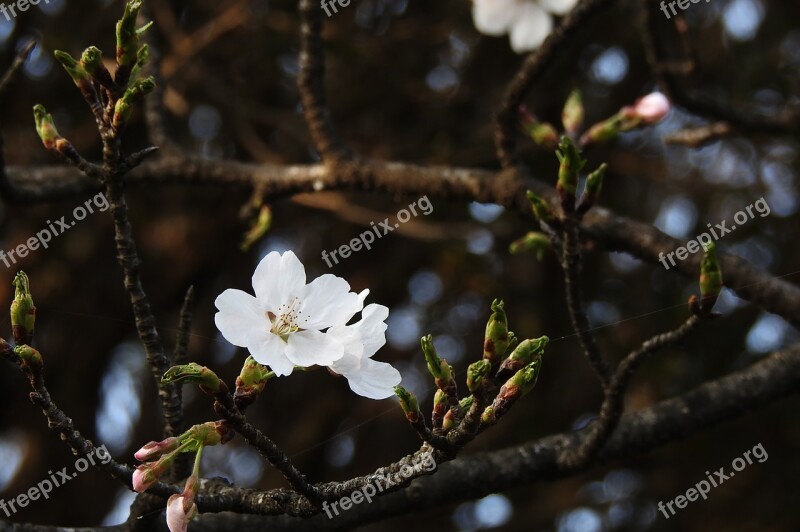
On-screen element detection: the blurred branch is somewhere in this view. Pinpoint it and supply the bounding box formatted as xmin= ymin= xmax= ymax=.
xmin=297 ymin=0 xmax=351 ymax=162
xmin=561 ymin=314 xmax=702 ymax=469
xmin=636 ymin=0 xmax=800 ymax=135
xmin=664 ymin=122 xmax=735 ymax=147
xmin=0 ymin=41 xmax=36 ymax=203
xmin=4 ymin=156 xmax=800 ymax=328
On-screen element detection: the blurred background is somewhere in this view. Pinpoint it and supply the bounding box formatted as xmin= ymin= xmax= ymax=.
xmin=0 ymin=0 xmax=798 ymax=530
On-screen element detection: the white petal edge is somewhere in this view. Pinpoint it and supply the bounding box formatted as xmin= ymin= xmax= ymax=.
xmin=252 ymin=251 xmax=306 ymax=309
xmin=300 ymin=274 xmax=363 ymax=329
xmin=353 ymin=304 xmax=389 ymax=359
xmin=214 ymin=289 xmax=267 ymax=347
xmin=509 ymin=3 xmax=552 ymax=53
xmin=344 ymin=358 xmax=402 ymax=400
xmin=537 ymin=0 xmax=579 ymax=16
xmin=285 ymin=329 xmax=344 ymax=367
xmin=248 ymin=332 xmax=295 ymax=377
xmin=472 ymin=0 xmax=520 ymax=36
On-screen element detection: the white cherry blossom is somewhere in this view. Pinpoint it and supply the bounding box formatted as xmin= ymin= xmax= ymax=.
xmin=472 ymin=0 xmax=579 ymax=53
xmin=215 ymin=250 xmax=362 ymax=376
xmin=214 ymin=251 xmax=401 ymax=399
xmin=327 ymin=304 xmax=402 ymax=399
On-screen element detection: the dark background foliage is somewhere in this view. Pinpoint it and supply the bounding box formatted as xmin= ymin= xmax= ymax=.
xmin=0 ymin=0 xmax=797 ymax=530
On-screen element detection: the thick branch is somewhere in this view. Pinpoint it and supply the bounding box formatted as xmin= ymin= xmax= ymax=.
xmin=297 ymin=0 xmax=350 ymax=162
xmin=4 ymin=158 xmax=800 ymax=328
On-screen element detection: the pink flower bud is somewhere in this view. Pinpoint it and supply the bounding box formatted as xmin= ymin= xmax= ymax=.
xmin=132 ymin=464 xmax=157 ymax=493
xmin=134 ymin=437 xmax=180 ymax=462
xmin=166 ymin=494 xmax=198 ymax=532
xmin=625 ymin=92 xmax=670 ymax=124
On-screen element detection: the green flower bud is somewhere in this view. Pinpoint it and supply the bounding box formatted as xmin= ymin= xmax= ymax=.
xmin=79 ymin=46 xmax=103 ymax=73
xmin=483 ymin=299 xmax=510 ymax=364
xmin=162 ymin=363 xmax=227 ymax=395
xmin=509 ymin=232 xmax=551 ymax=259
xmin=579 ymin=115 xmax=624 ymax=148
xmin=421 ymin=334 xmax=452 ymax=385
xmin=509 ymin=361 xmax=541 ymax=396
xmin=526 ymin=190 xmax=555 ymax=225
xmin=128 ymin=44 xmax=151 ymax=81
xmin=116 ymin=1 xmax=147 ymax=68
xmin=491 ymin=359 xmax=543 ymax=418
xmin=577 ymin=163 xmax=607 ymax=215
xmin=80 ymin=46 xmax=115 ymax=90
xmin=112 ymin=76 xmax=155 ymax=128
xmin=136 ymin=44 xmax=150 ymax=69
xmin=481 ymin=406 xmax=496 ymax=426
xmin=505 ymin=331 xmax=519 ymax=354
xmin=54 ymin=50 xmax=92 ymax=84
xmin=432 ymin=388 xmax=447 ymax=427
xmin=497 ymin=336 xmax=547 ymax=381
xmin=555 ymin=136 xmax=586 ymax=212
xmin=519 ymin=105 xmax=559 ymax=150
xmin=112 ymin=99 xmax=132 ymax=129
xmin=394 ymin=385 xmax=421 ymax=423
xmin=181 ymin=421 xmax=226 ymax=448
xmin=234 ymin=356 xmax=274 ymax=409
xmin=11 ymin=272 xmax=36 ymax=346
xmin=14 ymin=345 xmax=42 ymax=371
xmin=562 ymin=89 xmax=584 ymax=136
xmin=466 ymin=359 xmax=491 ymax=393
xmin=33 ymin=105 xmax=62 ymax=150
xmin=459 ymin=395 xmax=474 ymax=411
xmin=442 ymin=409 xmax=455 ymax=430
xmin=699 ymin=242 xmax=723 ymax=310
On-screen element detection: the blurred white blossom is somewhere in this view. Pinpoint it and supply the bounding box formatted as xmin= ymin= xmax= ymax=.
xmin=472 ymin=0 xmax=578 ymax=53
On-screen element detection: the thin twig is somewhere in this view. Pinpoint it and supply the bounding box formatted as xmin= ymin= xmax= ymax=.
xmin=214 ymin=394 xmax=325 ymax=504
xmin=100 ymin=136 xmax=182 ymax=438
xmin=561 ymin=314 xmax=702 ymax=468
xmin=561 ymin=218 xmax=611 ymax=386
xmin=0 ymin=40 xmax=37 ymax=202
xmin=173 ymin=285 xmax=195 ymax=366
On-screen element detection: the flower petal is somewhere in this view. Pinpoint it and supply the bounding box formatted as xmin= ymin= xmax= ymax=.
xmin=166 ymin=494 xmax=194 ymax=532
xmin=343 ymin=289 xmax=370 ymax=323
xmin=509 ymin=3 xmax=552 ymax=53
xmin=353 ymin=304 xmax=389 ymax=359
xmin=300 ymin=274 xmax=363 ymax=329
xmin=285 ymin=329 xmax=344 ymax=367
xmin=344 ymin=358 xmax=402 ymax=399
xmin=214 ymin=289 xmax=267 ymax=347
xmin=248 ymin=332 xmax=295 ymax=376
xmin=472 ymin=0 xmax=519 ymax=36
xmin=252 ymin=251 xmax=306 ymax=309
xmin=327 ymin=323 xmax=365 ymax=364
xmin=537 ymin=0 xmax=579 ymax=16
